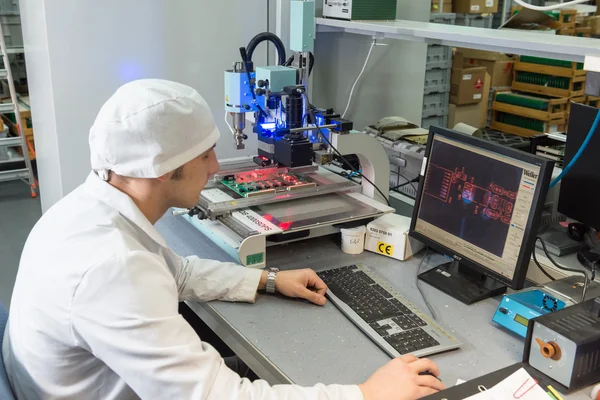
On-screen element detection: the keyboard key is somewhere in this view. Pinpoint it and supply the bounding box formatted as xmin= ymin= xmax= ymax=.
xmin=389 ymin=298 xmax=412 ymax=315
xmin=327 ymin=282 xmax=354 ymax=305
xmin=408 ymin=315 xmax=428 ymax=327
xmin=373 ymin=285 xmax=394 ymax=299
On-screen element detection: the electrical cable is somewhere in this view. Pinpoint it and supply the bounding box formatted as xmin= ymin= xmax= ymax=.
xmin=391 ymin=175 xmax=418 ymax=192
xmin=304 ymin=99 xmax=391 ymax=207
xmin=284 ymin=52 xmax=315 ymax=76
xmin=224 ymin=111 xmax=234 ymax=134
xmin=342 ymin=40 xmax=376 ymax=119
xmin=532 ymin=249 xmax=556 ymax=282
xmin=550 ymin=109 xmax=600 ymax=188
xmin=537 ymin=237 xmax=589 ymax=302
xmin=245 ymin=32 xmax=287 ymax=66
xmin=239 ymin=47 xmax=269 ymax=119
xmin=512 ymin=0 xmax=591 ymax=11
xmin=317 ymin=127 xmax=391 ymax=206
xmin=416 ymin=248 xmax=438 ymax=322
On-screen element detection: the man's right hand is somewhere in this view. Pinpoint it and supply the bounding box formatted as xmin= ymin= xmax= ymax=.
xmin=359 ymin=355 xmax=446 ymax=400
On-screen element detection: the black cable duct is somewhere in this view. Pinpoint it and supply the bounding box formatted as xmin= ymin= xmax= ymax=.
xmin=246 ymin=32 xmax=287 ymax=66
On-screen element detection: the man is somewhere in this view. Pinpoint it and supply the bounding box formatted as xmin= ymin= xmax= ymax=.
xmin=3 ymin=79 xmax=445 ymax=399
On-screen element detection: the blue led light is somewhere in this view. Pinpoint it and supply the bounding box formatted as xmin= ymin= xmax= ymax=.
xmin=261 ymin=123 xmax=277 ymax=130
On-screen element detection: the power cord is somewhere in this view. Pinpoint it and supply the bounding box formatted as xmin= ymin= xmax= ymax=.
xmin=537 ymin=236 xmax=590 ymax=302
xmin=513 ymin=0 xmax=591 ymax=11
xmin=416 ymin=247 xmax=438 ymax=322
xmin=549 ymin=99 xmax=600 ymax=188
xmin=342 ymin=40 xmax=377 ymax=119
xmin=305 ymin=99 xmax=392 ymax=207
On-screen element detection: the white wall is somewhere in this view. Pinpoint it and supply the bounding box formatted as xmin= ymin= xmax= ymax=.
xmin=20 ymin=0 xmax=271 ymax=212
xmin=312 ymin=1 xmax=430 ymax=130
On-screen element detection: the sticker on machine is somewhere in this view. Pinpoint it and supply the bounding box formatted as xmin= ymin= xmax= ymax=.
xmin=471 ymin=5 xmax=480 ymax=11
xmin=232 ymin=209 xmax=282 ymax=234
xmin=486 ymin=0 xmax=494 ymax=6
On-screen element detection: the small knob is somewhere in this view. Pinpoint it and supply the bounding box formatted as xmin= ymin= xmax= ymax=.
xmin=257 ymin=79 xmax=268 ymax=88
xmin=499 ymin=307 xmax=508 ymax=315
xmin=255 ymin=88 xmax=266 ymax=96
xmin=535 ymin=338 xmax=562 ymax=361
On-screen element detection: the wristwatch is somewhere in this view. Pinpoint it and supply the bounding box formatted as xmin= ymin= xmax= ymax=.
xmin=265 ymin=268 xmax=279 ymax=294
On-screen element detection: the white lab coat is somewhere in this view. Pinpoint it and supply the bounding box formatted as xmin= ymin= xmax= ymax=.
xmin=2 ymin=172 xmax=363 ymax=400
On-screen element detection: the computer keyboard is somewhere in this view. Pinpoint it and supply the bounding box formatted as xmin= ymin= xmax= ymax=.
xmin=318 ymin=264 xmax=461 ymax=358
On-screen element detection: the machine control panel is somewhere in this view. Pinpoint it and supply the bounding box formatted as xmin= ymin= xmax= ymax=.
xmin=322 ymin=0 xmax=352 ymax=19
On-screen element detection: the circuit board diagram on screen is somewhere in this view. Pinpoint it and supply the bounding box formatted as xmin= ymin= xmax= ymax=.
xmin=424 ymin=164 xmax=517 ymax=226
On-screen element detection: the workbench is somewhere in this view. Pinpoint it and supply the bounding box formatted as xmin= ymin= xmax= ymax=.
xmin=156 ymin=211 xmax=592 ymax=399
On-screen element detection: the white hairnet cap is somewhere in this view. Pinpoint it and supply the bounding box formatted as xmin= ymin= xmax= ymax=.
xmin=90 ymin=79 xmax=220 ymax=180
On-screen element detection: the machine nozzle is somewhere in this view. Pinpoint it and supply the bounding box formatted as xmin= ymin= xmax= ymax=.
xmin=232 ymin=112 xmax=246 ymax=150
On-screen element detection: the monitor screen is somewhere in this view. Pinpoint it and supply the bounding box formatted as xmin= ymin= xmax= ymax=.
xmin=558 ymin=103 xmax=600 ymax=230
xmin=412 ymin=129 xmax=551 ymax=287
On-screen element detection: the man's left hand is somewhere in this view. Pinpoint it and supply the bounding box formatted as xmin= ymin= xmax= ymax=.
xmin=260 ymin=269 xmax=328 ymax=306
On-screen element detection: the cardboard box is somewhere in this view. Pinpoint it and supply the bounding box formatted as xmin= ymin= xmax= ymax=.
xmin=456 ymin=48 xmax=514 ymax=62
xmin=431 ymin=0 xmax=452 ymax=12
xmin=472 ymin=60 xmax=514 ymax=88
xmin=365 ymin=214 xmax=424 ymax=261
xmin=588 ymin=16 xmax=600 ymax=35
xmin=431 ymin=3 xmax=453 ymax=12
xmin=451 ymin=65 xmax=486 ymax=105
xmin=449 ymin=103 xmax=482 ymax=129
xmin=454 ymin=49 xmax=514 ymax=88
xmin=453 ymin=0 xmax=498 ymax=14
xmin=449 ymin=72 xmax=491 ymax=129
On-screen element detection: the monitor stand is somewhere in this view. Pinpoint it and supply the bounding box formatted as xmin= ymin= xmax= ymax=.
xmin=418 ymin=260 xmax=507 ymax=305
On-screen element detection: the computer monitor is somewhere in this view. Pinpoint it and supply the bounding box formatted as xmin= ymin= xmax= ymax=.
xmin=558 ymin=103 xmax=600 ymax=231
xmin=409 ymin=127 xmax=554 ymax=305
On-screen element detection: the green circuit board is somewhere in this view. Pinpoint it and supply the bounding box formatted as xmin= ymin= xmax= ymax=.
xmin=221 ymin=171 xmax=316 ymax=198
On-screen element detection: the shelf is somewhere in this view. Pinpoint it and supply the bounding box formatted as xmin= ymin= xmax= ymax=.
xmin=316 ymin=18 xmax=600 ymax=63
xmin=0 ymin=136 xmax=22 ymax=147
xmin=0 ymin=168 xmax=29 ymax=182
xmin=0 ymin=102 xmax=14 ymax=113
xmin=5 ymin=47 xmax=24 ymax=54
xmin=0 ymin=156 xmax=25 ymax=164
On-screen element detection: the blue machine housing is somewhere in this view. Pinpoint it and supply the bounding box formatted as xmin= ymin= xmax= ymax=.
xmin=224 ymin=70 xmax=264 ymax=114
xmin=492 ymin=289 xmax=567 ymax=338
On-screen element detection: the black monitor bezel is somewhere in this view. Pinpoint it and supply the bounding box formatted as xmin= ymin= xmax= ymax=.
xmin=558 ymin=103 xmax=600 ymax=230
xmin=409 ymin=126 xmax=554 ymax=290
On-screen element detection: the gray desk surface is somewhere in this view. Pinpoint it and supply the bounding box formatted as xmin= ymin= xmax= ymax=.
xmin=156 ymin=213 xmax=591 ymax=399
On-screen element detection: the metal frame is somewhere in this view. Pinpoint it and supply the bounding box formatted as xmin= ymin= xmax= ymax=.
xmin=315 ymin=17 xmax=600 ymax=63
xmin=201 ymin=180 xmax=361 ymax=219
xmin=0 ymin=18 xmax=36 ymax=197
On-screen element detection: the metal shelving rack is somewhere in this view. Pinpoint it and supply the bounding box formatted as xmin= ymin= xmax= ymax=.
xmin=0 ymin=15 xmax=36 ymax=197
xmin=316 ymin=17 xmax=600 ymax=63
